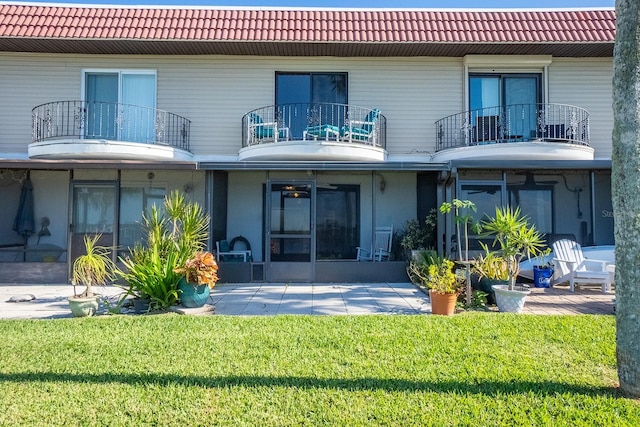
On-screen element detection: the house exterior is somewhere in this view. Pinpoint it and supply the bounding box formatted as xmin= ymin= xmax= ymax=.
xmin=0 ymin=3 xmax=616 ymax=284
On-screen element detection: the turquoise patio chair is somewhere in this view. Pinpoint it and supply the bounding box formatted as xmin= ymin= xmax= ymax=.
xmin=342 ymin=108 xmax=381 ymax=144
xmin=247 ymin=113 xmax=289 ymax=145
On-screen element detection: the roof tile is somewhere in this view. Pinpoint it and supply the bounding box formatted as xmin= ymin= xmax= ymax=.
xmin=0 ymin=4 xmax=616 ymax=46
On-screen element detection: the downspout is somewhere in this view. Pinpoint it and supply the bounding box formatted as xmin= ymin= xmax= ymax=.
xmin=437 ymin=170 xmax=449 ymax=256
xmin=440 ymin=167 xmax=456 ymax=258
xmin=590 ymin=171 xmax=596 ymax=245
xmin=371 ymin=171 xmax=376 ymax=255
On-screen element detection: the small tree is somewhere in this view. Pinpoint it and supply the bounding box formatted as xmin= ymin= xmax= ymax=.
xmin=439 ymin=199 xmax=480 ymax=306
xmin=480 ymin=206 xmax=545 ymax=291
xmin=439 ymin=199 xmax=478 ymax=262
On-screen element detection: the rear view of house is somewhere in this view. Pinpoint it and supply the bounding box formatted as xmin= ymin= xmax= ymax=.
xmin=0 ymin=3 xmax=616 ymax=283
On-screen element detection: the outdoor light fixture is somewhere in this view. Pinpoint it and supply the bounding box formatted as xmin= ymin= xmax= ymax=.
xmin=376 ymin=173 xmax=386 ymax=193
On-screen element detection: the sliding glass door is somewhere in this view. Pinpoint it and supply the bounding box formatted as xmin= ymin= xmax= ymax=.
xmin=276 ymin=72 xmax=348 ymax=139
xmin=469 ymin=73 xmax=541 ymax=141
xmin=84 ymin=70 xmax=156 ymax=142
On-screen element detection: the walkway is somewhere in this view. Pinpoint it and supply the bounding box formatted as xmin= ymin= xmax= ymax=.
xmin=0 ymin=282 xmax=615 ymax=319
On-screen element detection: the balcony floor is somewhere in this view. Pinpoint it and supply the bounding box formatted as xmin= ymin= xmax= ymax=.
xmin=238 ymin=139 xmax=386 ymax=161
xmin=28 ymin=139 xmax=194 ymax=161
xmin=431 ymin=140 xmax=594 ymax=162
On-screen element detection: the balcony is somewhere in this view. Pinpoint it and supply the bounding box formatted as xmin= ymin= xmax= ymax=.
xmin=239 ymin=103 xmax=387 ymax=161
xmin=29 ymin=101 xmax=193 ymax=161
xmin=432 ymin=104 xmax=594 ymax=162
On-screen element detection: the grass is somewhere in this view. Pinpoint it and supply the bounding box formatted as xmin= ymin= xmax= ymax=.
xmin=0 ymin=313 xmax=637 ymax=426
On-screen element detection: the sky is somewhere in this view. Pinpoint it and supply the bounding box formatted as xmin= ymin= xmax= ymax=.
xmin=20 ymin=0 xmax=616 ymax=9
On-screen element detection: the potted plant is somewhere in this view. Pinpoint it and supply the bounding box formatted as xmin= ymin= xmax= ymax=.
xmin=408 ymin=249 xmax=462 ymax=315
xmin=480 ymin=206 xmax=545 ymax=313
xmin=439 ymin=199 xmax=480 ymax=306
xmin=117 ymin=191 xmax=209 ymax=312
xmin=69 ymin=234 xmax=116 ymax=317
xmin=400 ymin=208 xmax=437 ymax=259
xmin=472 ymin=244 xmax=509 ymax=305
xmin=174 ymin=250 xmax=219 ymax=308
xmin=532 ymin=247 xmax=553 ymax=288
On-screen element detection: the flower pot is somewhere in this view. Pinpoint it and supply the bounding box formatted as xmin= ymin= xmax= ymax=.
xmin=68 ymin=295 xmax=99 ymax=317
xmin=491 ymin=284 xmax=531 ymax=313
xmin=178 ymin=277 xmax=211 ymax=308
xmin=476 ymin=278 xmax=507 ymax=306
xmin=133 ymin=297 xmax=152 ymax=314
xmin=429 ymin=290 xmax=457 ymax=316
xmin=533 ymin=266 xmax=553 ymax=288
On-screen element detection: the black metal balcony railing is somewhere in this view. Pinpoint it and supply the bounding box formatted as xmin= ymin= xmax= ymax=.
xmin=435 ymin=103 xmax=590 ymax=151
xmin=242 ymin=103 xmax=386 ymax=149
xmin=32 ymin=101 xmax=191 ymax=150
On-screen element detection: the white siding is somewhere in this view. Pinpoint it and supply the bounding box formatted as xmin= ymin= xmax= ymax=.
xmin=0 ymin=53 xmax=462 ymax=157
xmin=548 ymin=58 xmax=613 ymax=159
xmin=0 ymin=53 xmax=612 ymax=160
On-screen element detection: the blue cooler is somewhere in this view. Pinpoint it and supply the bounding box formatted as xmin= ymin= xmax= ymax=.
xmin=533 ymin=266 xmax=553 ymax=288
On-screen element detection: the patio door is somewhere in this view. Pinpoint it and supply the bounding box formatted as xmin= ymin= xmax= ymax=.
xmin=266 ymin=181 xmax=315 ymax=282
xmin=69 ymin=182 xmax=117 ymax=271
xmin=84 ymin=71 xmax=156 ymax=142
xmin=276 ymin=73 xmax=347 ymax=139
xmin=469 ymin=73 xmax=541 ymax=140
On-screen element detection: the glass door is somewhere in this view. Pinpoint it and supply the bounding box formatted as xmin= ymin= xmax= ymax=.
xmin=84 ymin=71 xmax=156 ymax=143
xmin=469 ymin=73 xmax=541 ymax=141
xmin=276 ymin=73 xmax=347 ymax=139
xmin=267 ymin=181 xmax=315 ymax=282
xmin=69 ymin=182 xmax=117 ymax=271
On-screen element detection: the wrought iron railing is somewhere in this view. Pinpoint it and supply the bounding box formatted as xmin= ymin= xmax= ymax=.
xmin=435 ymin=103 xmax=590 ymax=151
xmin=32 ymin=101 xmax=191 ymax=150
xmin=242 ymin=103 xmax=386 ymax=149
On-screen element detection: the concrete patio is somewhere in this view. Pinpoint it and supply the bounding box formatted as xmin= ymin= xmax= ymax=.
xmin=0 ymin=282 xmax=615 ymax=320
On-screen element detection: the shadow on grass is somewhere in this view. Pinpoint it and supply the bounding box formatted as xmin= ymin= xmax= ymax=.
xmin=0 ymin=372 xmax=618 ymax=397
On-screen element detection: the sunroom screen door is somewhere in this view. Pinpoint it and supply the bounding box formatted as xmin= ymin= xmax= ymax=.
xmin=267 ymin=181 xmax=315 ymax=282
xmin=69 ymin=182 xmax=117 ymax=276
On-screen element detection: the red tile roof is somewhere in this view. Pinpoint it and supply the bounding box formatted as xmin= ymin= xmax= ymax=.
xmin=0 ymin=4 xmax=615 ymax=43
xmin=0 ymin=4 xmax=616 ymax=57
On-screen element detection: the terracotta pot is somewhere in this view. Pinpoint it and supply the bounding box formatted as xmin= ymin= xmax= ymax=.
xmin=429 ymin=290 xmax=457 ymax=316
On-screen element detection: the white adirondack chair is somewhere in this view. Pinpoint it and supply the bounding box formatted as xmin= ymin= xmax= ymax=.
xmin=551 ymin=239 xmax=613 ymax=292
xmin=357 ymin=226 xmax=393 ymax=262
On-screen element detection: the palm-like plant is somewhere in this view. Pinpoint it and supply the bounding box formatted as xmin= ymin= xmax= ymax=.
xmin=481 ymin=206 xmax=545 ymax=290
xmin=71 ymin=234 xmax=116 ymax=298
xmin=118 ymin=190 xmax=210 ymax=310
xmin=439 ymin=199 xmax=479 ymax=262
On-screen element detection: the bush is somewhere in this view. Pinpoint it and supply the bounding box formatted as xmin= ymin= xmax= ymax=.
xmin=407 ymin=249 xmax=462 ymax=294
xmin=117 ymin=191 xmax=209 ymax=310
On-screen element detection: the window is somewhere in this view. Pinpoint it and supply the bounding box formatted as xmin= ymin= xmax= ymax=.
xmin=118 ymin=186 xmax=166 ymax=255
xmin=507 ymin=188 xmax=553 ymax=236
xmin=316 ymin=185 xmax=359 ymax=260
xmin=83 ymin=70 xmax=156 ymax=143
xmin=458 ymin=182 xmax=505 ymax=224
xmin=469 ymin=73 xmax=541 ymax=141
xmin=276 ymin=72 xmax=348 ymax=138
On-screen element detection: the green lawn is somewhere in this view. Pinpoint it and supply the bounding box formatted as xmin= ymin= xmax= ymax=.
xmin=0 ymin=314 xmax=637 ymax=426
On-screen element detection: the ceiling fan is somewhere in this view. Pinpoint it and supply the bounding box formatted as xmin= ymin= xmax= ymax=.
xmin=512 ymin=172 xmax=558 ymax=188
xmin=316 ymin=182 xmax=338 ymax=190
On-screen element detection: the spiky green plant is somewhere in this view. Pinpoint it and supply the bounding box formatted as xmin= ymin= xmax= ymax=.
xmin=117 ymin=190 xmax=210 ymax=310
xmin=472 ymin=243 xmax=509 ymax=281
xmin=71 ymin=233 xmax=116 ymax=297
xmin=480 ymin=206 xmax=545 ymax=290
